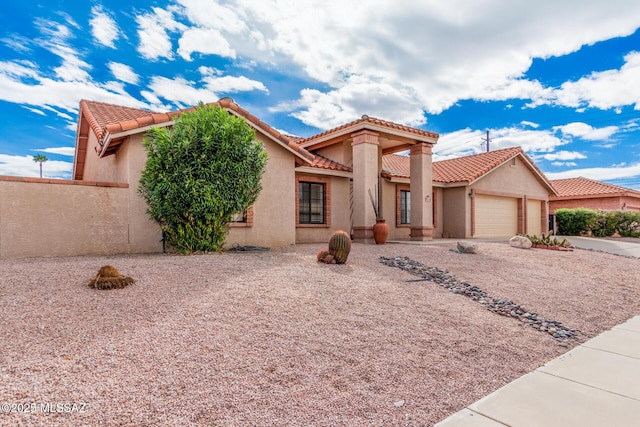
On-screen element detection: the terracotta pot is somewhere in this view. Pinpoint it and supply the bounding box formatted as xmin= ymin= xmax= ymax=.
xmin=373 ymin=218 xmax=389 ymax=244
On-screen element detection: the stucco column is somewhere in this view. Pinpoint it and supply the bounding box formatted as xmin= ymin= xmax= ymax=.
xmin=351 ymin=130 xmax=380 ymax=242
xmin=410 ymin=142 xmax=434 ymax=240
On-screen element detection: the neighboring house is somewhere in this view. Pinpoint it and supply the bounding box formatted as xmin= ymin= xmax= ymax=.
xmin=382 ymin=147 xmax=557 ymax=238
xmin=549 ymin=177 xmax=640 ymax=213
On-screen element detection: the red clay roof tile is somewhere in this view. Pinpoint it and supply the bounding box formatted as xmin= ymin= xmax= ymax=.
xmin=550 ymin=177 xmax=640 ymax=198
xmin=78 ymin=99 xmax=316 ymax=163
xmin=310 ymin=154 xmax=353 ymax=172
xmin=382 ymin=147 xmax=524 ymax=183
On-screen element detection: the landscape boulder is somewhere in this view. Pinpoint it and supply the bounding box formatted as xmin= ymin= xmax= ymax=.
xmin=509 ymin=235 xmax=532 ymax=249
xmin=457 ymin=241 xmax=478 ymax=254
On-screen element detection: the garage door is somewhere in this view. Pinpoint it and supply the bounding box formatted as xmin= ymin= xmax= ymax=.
xmin=527 ymin=199 xmax=542 ymax=236
xmin=475 ymin=195 xmax=518 ymax=237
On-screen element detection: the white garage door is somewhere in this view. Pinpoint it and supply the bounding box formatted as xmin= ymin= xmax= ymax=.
xmin=527 ymin=199 xmax=542 ymax=236
xmin=475 ymin=195 xmax=518 ymax=237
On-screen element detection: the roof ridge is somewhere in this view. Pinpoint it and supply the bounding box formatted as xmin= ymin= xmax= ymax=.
xmin=301 ymin=114 xmax=439 ymax=145
xmin=550 ymin=176 xmax=640 ymax=196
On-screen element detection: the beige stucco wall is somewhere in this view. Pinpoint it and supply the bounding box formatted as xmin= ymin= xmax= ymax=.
xmin=124 ymin=135 xmax=164 ymax=253
xmin=226 ymin=134 xmax=297 ymax=247
xmin=442 ymin=186 xmax=469 ymax=238
xmin=316 ymin=141 xmax=353 ymax=168
xmin=81 ymin=132 xmax=127 ymax=183
xmin=0 ymin=179 xmax=129 ymax=258
xmin=295 ymin=175 xmax=351 ymax=244
xmin=111 ymin=132 xmax=299 ymax=250
xmin=470 ymin=158 xmax=549 ymax=199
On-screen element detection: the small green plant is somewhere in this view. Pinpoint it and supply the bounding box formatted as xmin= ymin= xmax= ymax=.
xmin=520 ymin=232 xmax=570 ymax=248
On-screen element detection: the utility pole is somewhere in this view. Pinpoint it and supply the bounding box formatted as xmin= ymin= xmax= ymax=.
xmin=481 ymin=130 xmax=490 ymax=152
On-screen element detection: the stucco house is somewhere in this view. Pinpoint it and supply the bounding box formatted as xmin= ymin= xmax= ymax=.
xmin=0 ymin=98 xmax=559 ymax=258
xmin=549 ymin=177 xmax=640 ymax=213
xmin=72 ymin=99 xmax=559 ymax=252
xmin=72 ymin=98 xmax=438 ymax=252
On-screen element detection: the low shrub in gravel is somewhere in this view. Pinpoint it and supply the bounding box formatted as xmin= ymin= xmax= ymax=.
xmin=88 ymin=265 xmax=135 ymax=290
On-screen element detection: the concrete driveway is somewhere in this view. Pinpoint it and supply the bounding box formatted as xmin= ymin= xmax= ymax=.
xmin=560 ymin=236 xmax=640 ymax=258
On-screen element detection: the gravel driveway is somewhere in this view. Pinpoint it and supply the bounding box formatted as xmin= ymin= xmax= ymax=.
xmin=1 ymin=241 xmax=639 ymax=426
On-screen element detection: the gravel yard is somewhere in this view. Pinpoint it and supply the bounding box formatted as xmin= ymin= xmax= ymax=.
xmin=1 ymin=241 xmax=639 ymax=426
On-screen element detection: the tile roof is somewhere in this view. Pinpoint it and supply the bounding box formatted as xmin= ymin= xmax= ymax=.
xmin=300 ymin=114 xmax=439 ymax=147
xmin=382 ymin=146 xmax=556 ymax=193
xmin=550 ymin=177 xmax=640 ymax=198
xmin=310 ymin=154 xmax=352 ymax=172
xmin=77 ymin=98 xmax=315 ymax=162
xmin=382 ymin=147 xmax=524 ymax=183
xmin=80 ymin=100 xmax=160 ymax=144
xmin=433 ymin=146 xmax=523 ymax=183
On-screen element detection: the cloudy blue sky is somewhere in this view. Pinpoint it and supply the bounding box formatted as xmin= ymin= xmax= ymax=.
xmin=1 ymin=1 xmax=640 ymax=189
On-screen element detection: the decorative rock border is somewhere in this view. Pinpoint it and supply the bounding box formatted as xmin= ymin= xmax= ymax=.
xmin=379 ymin=256 xmax=580 ymax=343
xmin=531 ymin=244 xmax=573 ymax=251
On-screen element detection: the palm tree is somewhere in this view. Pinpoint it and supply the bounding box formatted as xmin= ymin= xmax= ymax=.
xmin=32 ymin=154 xmax=48 ymax=178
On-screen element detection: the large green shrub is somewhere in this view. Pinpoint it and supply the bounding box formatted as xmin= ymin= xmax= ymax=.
xmin=555 ymin=207 xmax=640 ymax=237
xmin=139 ymin=104 xmax=268 ymax=253
xmin=590 ymin=210 xmax=617 ymax=237
xmin=555 ymin=208 xmax=597 ymax=235
xmin=613 ymin=210 xmax=640 ymax=237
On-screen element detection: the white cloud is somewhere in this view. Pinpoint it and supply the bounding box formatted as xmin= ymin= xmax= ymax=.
xmin=521 ymin=120 xmax=539 ymax=129
xmin=147 ymin=76 xmax=219 ymax=107
xmin=177 ymin=28 xmax=235 ymax=61
xmin=22 ymin=106 xmax=46 ymax=116
xmin=542 ymin=151 xmax=587 ymax=161
xmin=552 ymin=161 xmax=577 ymax=167
xmin=108 ymin=62 xmax=139 ymax=85
xmin=0 ymin=154 xmax=72 ymax=179
xmin=202 ymin=75 xmax=267 ymax=94
xmin=90 ymin=6 xmax=119 ymax=48
xmin=273 ymin=75 xmax=426 ymax=130
xmin=545 ymin=163 xmax=640 ymax=184
xmin=136 ymin=7 xmax=186 ymax=60
xmin=34 ymin=147 xmax=76 ymax=156
xmin=434 ymin=126 xmax=570 ymax=160
xmin=0 ymin=60 xmax=147 ymax=113
xmin=205 ymin=0 xmax=640 ymax=126
xmin=554 ymin=122 xmax=619 ymax=140
xmin=539 ymin=52 xmax=640 ymax=111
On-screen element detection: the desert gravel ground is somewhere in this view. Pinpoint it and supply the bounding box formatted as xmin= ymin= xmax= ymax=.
xmin=1 ymin=241 xmax=639 ymax=426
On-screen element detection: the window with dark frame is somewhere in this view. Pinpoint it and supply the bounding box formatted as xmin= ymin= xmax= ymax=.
xmin=299 ymin=182 xmax=325 ymax=224
xmin=400 ymin=189 xmax=410 ymax=224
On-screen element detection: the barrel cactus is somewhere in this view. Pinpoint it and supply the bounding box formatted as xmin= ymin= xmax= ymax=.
xmin=328 ymin=230 xmax=351 ymax=264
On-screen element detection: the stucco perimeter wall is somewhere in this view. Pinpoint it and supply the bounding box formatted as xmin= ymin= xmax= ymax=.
xmin=0 ymin=178 xmax=130 ymax=258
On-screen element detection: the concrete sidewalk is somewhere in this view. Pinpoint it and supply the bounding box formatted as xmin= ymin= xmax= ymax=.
xmin=561 ymin=236 xmax=640 ymax=258
xmin=435 ymin=316 xmax=640 ymax=427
